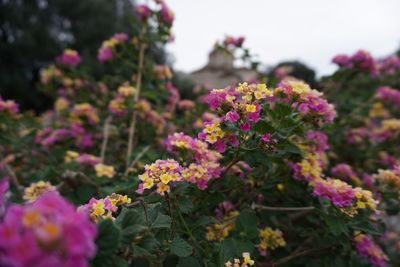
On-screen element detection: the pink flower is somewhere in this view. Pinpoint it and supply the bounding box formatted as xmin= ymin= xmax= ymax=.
xmin=97 ymin=47 xmax=113 ymax=63
xmin=240 ymin=122 xmax=251 ymax=132
xmin=135 ymin=4 xmax=151 ymax=21
xmin=57 ymin=49 xmax=81 ymax=67
xmin=313 ymin=178 xmax=355 ymax=207
xmin=225 ymin=111 xmax=240 ymax=122
xmin=354 ymin=234 xmax=388 ymax=267
xmin=0 ymin=192 xmax=97 ymax=267
xmin=214 ymin=139 xmax=227 ymax=153
xmin=159 ymin=3 xmax=174 ymax=26
xmin=261 ymin=134 xmax=271 ymax=142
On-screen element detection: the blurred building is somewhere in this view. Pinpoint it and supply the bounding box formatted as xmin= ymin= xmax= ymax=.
xmin=189 ymin=46 xmax=258 ymax=88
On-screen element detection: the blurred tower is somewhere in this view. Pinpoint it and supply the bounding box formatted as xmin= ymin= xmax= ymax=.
xmin=189 ymin=46 xmax=258 ymax=88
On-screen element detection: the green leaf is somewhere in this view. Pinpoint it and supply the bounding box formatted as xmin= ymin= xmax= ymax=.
xmin=91 ymin=220 xmax=123 ymax=266
xmin=95 ymin=219 xmax=121 ymax=255
xmin=235 ymin=209 xmax=258 ymax=239
xmin=218 ymin=238 xmax=237 ymax=266
xmin=170 ymin=237 xmax=193 ymax=257
xmin=178 ymin=198 xmax=193 ymax=214
xmin=148 ymin=204 xmax=172 ymax=229
xmin=349 ymin=220 xmax=385 ymax=236
xmin=177 ymin=257 xmax=201 ymax=267
xmin=324 ymin=214 xmax=348 ymax=236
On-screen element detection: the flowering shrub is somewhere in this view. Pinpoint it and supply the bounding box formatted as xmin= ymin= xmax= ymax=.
xmin=1 ymin=1 xmax=400 ymax=266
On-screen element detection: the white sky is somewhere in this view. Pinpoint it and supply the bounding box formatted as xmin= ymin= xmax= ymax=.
xmin=162 ymin=0 xmax=400 ymax=76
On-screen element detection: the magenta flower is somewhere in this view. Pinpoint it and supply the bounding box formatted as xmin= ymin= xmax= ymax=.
xmin=225 ymin=111 xmax=240 ymax=122
xmin=354 ymin=234 xmax=388 ymax=267
xmin=0 ymin=192 xmax=97 ymax=267
xmin=57 ymin=49 xmax=81 ymax=67
xmin=135 ymin=4 xmax=151 ymax=21
xmin=313 ymin=178 xmax=355 ymax=207
xmin=97 ymin=47 xmax=113 ymax=63
xmin=261 ymin=134 xmax=271 ymax=143
xmin=240 ymin=122 xmax=251 ymax=132
xmin=159 ymin=3 xmax=174 ymax=26
xmin=375 ymin=86 xmax=400 ymax=109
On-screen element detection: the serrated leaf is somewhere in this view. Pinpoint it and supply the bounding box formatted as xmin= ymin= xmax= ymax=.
xmin=170 ymin=237 xmax=193 ymax=257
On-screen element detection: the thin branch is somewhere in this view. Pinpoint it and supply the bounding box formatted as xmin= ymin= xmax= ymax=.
xmin=221 ymin=158 xmax=240 ymax=176
xmin=126 ymin=25 xmax=147 ymax=171
xmin=100 ymin=116 xmax=112 ymax=163
xmin=124 ymin=145 xmax=151 ymax=176
xmin=252 ymin=203 xmax=316 ymax=212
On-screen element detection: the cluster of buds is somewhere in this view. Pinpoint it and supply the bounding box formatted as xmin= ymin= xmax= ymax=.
xmin=257 ymin=227 xmax=286 ymax=256
xmin=206 ymin=201 xmax=238 ymax=242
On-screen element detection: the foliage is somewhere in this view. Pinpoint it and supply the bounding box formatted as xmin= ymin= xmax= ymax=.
xmin=1 ymin=2 xmax=400 ymax=267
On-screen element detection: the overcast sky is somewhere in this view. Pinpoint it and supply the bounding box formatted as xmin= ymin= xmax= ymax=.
xmin=162 ymin=0 xmax=400 ymax=76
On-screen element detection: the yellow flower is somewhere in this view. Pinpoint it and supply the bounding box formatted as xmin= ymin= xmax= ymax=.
xmin=156 ymin=183 xmax=170 ymax=195
xmin=64 ymin=150 xmax=79 ymax=163
xmin=143 ymin=178 xmax=154 ymax=189
xmin=118 ymin=85 xmax=136 ymax=97
xmin=206 ymin=134 xmax=218 ymax=144
xmin=23 ymin=181 xmax=57 ymax=202
xmin=54 ymin=97 xmax=69 ymax=111
xmin=160 ymin=173 xmax=172 ymax=184
xmin=246 ymin=104 xmax=256 ymax=113
xmin=94 ymin=164 xmax=115 ymax=178
xmin=242 ymin=252 xmax=255 ymax=266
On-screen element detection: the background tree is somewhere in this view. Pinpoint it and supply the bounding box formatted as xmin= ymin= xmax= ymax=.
xmin=0 ymin=0 xmax=133 ymax=112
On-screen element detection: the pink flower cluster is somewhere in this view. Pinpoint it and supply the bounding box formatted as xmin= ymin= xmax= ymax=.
xmin=165 ymin=132 xmax=222 ymax=189
xmin=0 ymin=96 xmax=19 ymax=116
xmin=375 ymin=86 xmax=400 ymax=109
xmin=35 ymin=128 xmax=70 ymax=147
xmin=375 ymin=55 xmax=400 ymax=76
xmin=57 ymin=49 xmax=81 ymax=67
xmin=223 ymin=36 xmax=245 ymax=47
xmin=332 ymin=50 xmax=375 ymax=73
xmin=333 ymin=50 xmax=400 ymax=77
xmin=276 ymin=80 xmax=337 ymax=126
xmin=306 ymin=130 xmax=329 ymax=153
xmin=97 ymin=33 xmax=129 ymax=63
xmin=158 ymin=1 xmax=174 ymax=26
xmin=331 ymin=163 xmax=358 ymax=181
xmin=0 ymin=192 xmax=96 ymax=267
xmin=135 ymin=4 xmax=151 ymax=20
xmin=137 ymin=159 xmax=183 ymax=195
xmin=134 ymin=0 xmax=174 ymax=26
xmin=313 ymin=178 xmax=355 ymax=207
xmin=354 ymin=234 xmax=388 ymax=267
